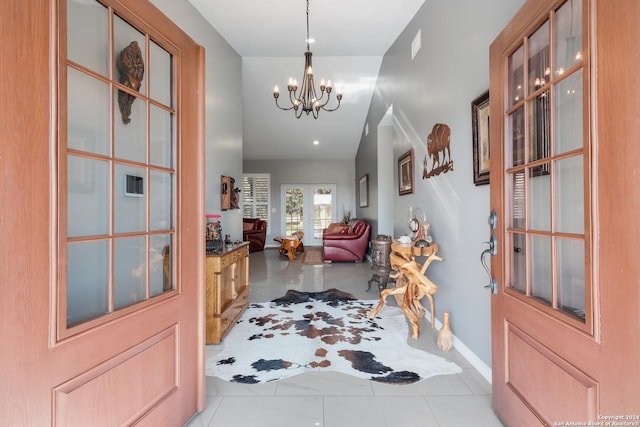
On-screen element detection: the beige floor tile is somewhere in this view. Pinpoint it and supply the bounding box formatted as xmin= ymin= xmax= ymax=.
xmin=186 ymin=249 xmax=503 ymax=427
xmin=209 ymin=396 xmax=323 ymax=427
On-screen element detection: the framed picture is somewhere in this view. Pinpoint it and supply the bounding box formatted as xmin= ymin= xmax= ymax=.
xmin=358 ymin=174 xmax=369 ymax=208
xmin=472 ymin=90 xmax=490 ymax=186
xmin=398 ymin=149 xmax=414 ymax=195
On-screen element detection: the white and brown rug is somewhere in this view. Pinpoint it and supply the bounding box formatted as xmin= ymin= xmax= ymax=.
xmin=206 ymin=289 xmax=461 ymax=384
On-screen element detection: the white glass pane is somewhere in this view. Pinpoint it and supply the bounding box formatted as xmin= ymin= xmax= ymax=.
xmin=114 ymin=15 xmax=146 ymax=96
xmin=509 ymin=107 xmax=525 ymax=167
xmin=67 ymin=240 xmax=108 ymax=327
xmin=528 ymin=92 xmax=550 ymax=162
xmin=557 ymin=237 xmax=585 ymax=320
xmin=150 ymin=170 xmax=173 ymax=231
xmin=554 ymin=0 xmax=583 ymax=77
xmin=528 ymin=164 xmax=551 ymax=231
xmin=313 ymin=188 xmax=333 ymax=239
xmin=509 ymin=232 xmax=526 ymax=293
xmin=527 ymin=21 xmax=550 ymax=94
xmin=508 ymin=45 xmax=524 ymax=106
xmin=67 ymin=0 xmax=108 ymax=75
xmin=530 ymin=235 xmax=552 ymax=305
xmin=149 ymin=41 xmax=172 ymax=107
xmin=285 ymin=188 xmax=303 ymax=235
xmin=554 ymin=70 xmax=583 ymax=154
xmin=114 ymin=88 xmax=147 ymax=161
xmin=555 ymin=155 xmax=584 ymax=234
xmin=510 ymin=171 xmax=525 ymax=229
xmin=150 ymin=105 xmax=173 ymax=168
xmin=68 ymin=156 xmax=109 ymax=238
xmin=67 ymin=67 xmax=110 ymax=156
xmin=114 ymin=164 xmax=146 ymax=233
xmin=150 ymin=234 xmax=172 ymax=297
xmin=114 ymin=237 xmax=147 ymax=309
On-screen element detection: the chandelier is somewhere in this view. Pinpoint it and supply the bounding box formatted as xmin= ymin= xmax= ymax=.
xmin=273 ymin=0 xmax=342 ymax=119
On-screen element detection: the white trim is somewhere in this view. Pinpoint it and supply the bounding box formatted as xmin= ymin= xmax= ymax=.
xmin=431 ymin=314 xmax=493 ymax=384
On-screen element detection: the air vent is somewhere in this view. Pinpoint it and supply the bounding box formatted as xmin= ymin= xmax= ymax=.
xmin=411 ymin=29 xmax=421 ymax=60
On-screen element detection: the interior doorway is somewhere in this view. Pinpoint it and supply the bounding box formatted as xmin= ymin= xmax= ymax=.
xmin=280 ymin=184 xmax=337 ymax=246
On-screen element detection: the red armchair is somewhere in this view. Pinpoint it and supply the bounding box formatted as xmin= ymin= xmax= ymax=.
xmin=322 ymin=219 xmax=371 ymax=262
xmin=243 ymin=218 xmax=267 ymax=252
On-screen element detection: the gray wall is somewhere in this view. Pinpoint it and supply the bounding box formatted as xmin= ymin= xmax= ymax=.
xmin=243 ymin=159 xmax=356 ymax=245
xmin=357 ymin=0 xmax=525 ymax=367
xmin=151 ymin=0 xmax=244 ymax=241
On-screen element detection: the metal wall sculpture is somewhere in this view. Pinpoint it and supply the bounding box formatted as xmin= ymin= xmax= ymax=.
xmin=422 ymin=123 xmax=453 ymax=179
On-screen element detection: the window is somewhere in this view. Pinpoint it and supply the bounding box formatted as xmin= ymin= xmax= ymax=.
xmin=504 ymin=0 xmax=590 ymax=331
xmin=242 ymin=174 xmax=270 ymax=224
xmin=60 ymin=0 xmax=176 ymax=338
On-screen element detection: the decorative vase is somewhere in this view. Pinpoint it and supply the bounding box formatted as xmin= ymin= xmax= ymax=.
xmin=437 ymin=311 xmax=454 ymax=351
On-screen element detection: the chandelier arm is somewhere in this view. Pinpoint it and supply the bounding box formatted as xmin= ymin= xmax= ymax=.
xmin=320 ymin=98 xmax=341 ymax=112
xmin=288 ymin=88 xmax=301 ymax=108
xmin=274 ymin=96 xmax=296 ymax=111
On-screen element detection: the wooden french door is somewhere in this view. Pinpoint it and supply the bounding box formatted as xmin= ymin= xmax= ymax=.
xmin=489 ymin=0 xmax=640 ymax=424
xmin=1 ymin=0 xmax=204 ymax=425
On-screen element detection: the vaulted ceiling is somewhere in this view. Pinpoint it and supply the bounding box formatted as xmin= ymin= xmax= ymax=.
xmin=188 ymin=0 xmax=426 ymax=160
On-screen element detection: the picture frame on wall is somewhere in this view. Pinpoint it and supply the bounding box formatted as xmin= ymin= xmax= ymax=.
xmin=358 ymin=174 xmax=369 ymax=207
xmin=472 ymin=90 xmax=490 ymax=186
xmin=398 ymin=149 xmax=414 ymax=195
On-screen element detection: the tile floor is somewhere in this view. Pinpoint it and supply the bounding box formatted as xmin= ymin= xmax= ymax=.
xmin=185 ymin=248 xmax=505 ymax=427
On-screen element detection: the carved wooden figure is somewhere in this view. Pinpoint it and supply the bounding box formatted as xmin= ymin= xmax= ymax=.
xmin=116 ymin=41 xmax=144 ymax=124
xmin=370 ymin=242 xmax=442 ymax=339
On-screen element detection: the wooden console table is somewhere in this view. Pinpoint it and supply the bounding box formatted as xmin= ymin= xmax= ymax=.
xmin=205 ymin=242 xmax=249 ymax=344
xmin=370 ymin=241 xmax=442 ymax=339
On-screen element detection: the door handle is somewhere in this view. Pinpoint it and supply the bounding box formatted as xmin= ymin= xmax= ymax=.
xmin=488 ymin=209 xmax=498 ymax=230
xmin=482 ymin=210 xmax=498 ymax=294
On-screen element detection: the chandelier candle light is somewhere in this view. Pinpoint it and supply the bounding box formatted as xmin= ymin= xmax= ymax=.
xmin=273 ymin=0 xmax=342 ymax=119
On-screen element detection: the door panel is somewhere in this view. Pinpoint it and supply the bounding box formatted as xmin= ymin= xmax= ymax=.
xmin=53 ymin=327 xmax=178 ymax=426
xmin=490 ymin=0 xmax=640 ymax=424
xmin=0 ymin=0 xmax=204 ymax=424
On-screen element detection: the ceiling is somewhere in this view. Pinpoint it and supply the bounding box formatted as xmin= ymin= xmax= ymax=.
xmin=188 ymin=0 xmax=426 ymax=160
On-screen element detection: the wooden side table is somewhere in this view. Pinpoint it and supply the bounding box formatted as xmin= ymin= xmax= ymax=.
xmin=370 ymin=241 xmax=442 ymax=339
xmin=273 ymin=231 xmax=304 ymax=260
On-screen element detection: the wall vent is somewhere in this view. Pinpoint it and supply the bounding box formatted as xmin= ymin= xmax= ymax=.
xmin=411 ymin=29 xmax=421 ymax=60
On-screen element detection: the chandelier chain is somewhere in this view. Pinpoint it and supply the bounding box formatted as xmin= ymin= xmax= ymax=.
xmin=272 ymin=0 xmax=342 ymax=119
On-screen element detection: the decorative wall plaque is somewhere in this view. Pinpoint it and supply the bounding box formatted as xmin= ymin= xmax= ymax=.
xmin=116 ymin=41 xmax=144 ymax=124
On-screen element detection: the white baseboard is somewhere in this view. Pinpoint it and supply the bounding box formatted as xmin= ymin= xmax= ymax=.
xmin=431 ymin=315 xmax=493 ymax=384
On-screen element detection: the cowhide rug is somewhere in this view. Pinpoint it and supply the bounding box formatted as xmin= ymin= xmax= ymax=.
xmin=205 ymin=288 xmax=461 ymax=384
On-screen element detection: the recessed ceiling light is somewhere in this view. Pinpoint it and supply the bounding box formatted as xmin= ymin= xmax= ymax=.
xmin=313 ymin=140 xmax=319 ymax=145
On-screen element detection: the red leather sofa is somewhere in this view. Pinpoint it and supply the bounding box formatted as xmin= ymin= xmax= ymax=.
xmin=243 ymin=218 xmax=267 ymax=252
xmin=322 ymin=219 xmax=371 ymax=262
